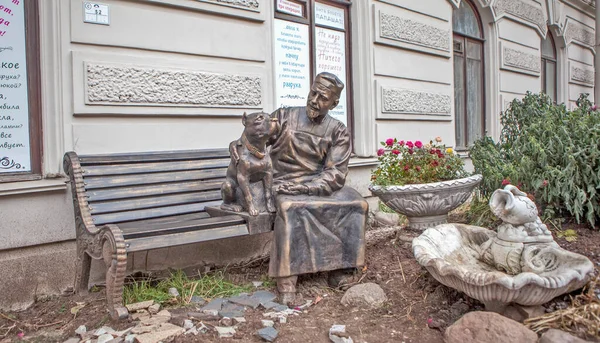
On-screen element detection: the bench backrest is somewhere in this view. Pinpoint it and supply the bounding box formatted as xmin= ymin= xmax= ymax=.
xmin=66 ymin=149 xmax=229 ymax=226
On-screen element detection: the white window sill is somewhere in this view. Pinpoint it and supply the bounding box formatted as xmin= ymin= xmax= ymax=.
xmin=349 ymin=157 xmax=379 ymax=167
xmin=0 ymin=178 xmax=68 ymax=197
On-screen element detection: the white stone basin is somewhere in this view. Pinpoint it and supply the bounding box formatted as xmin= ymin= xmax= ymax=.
xmin=412 ymin=223 xmax=594 ymax=311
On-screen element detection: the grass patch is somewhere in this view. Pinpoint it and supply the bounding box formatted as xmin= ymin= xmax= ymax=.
xmin=123 ymin=270 xmax=253 ymax=306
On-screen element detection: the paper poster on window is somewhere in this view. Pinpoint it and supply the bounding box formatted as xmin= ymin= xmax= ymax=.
xmin=315 ymin=27 xmax=347 ymax=126
xmin=0 ymin=0 xmax=31 ymax=173
xmin=274 ymin=19 xmax=311 ymax=109
xmin=314 ymin=3 xmax=344 ymax=30
xmin=276 ymin=0 xmax=303 ymax=18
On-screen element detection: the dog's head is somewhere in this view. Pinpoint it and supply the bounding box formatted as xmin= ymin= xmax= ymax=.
xmin=242 ymin=111 xmax=279 ymax=142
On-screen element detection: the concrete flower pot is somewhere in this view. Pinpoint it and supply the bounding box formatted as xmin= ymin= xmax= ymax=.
xmin=369 ymin=174 xmax=482 ymax=230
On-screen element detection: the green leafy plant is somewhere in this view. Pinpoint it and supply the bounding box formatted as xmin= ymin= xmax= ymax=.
xmin=470 ymin=92 xmax=600 ymax=227
xmin=371 ymin=137 xmax=468 ymax=186
xmin=123 ymin=270 xmax=252 ymax=306
xmin=556 ymin=229 xmax=578 ymax=242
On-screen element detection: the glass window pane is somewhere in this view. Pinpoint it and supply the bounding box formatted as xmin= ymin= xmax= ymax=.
xmin=466 ymin=40 xmax=481 ymax=60
xmin=454 ymin=54 xmax=466 ymax=148
xmin=466 ymin=58 xmax=483 ymax=146
xmin=452 ymin=1 xmax=481 ymax=38
xmin=541 ymin=34 xmax=556 ymax=59
xmin=546 ymin=60 xmax=556 ymax=103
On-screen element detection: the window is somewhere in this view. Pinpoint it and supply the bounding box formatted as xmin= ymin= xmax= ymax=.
xmin=273 ymin=0 xmax=352 ymax=130
xmin=0 ymin=0 xmax=42 ymax=182
xmin=541 ymin=31 xmax=557 ymax=103
xmin=452 ymin=0 xmax=484 ymax=150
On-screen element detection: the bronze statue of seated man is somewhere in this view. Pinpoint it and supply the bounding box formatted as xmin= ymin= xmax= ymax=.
xmin=268 ymin=72 xmax=368 ymax=303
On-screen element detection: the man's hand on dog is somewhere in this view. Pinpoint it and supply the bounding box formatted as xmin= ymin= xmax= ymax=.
xmin=275 ymin=183 xmax=309 ymax=195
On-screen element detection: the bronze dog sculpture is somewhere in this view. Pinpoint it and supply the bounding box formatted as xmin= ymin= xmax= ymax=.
xmin=221 ymin=112 xmax=279 ymax=216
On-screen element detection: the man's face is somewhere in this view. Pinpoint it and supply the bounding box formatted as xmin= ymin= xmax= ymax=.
xmin=306 ymin=77 xmax=339 ymax=120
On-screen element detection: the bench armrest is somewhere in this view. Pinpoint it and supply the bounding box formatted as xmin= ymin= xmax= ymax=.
xmin=64 ymin=151 xmax=101 ymax=235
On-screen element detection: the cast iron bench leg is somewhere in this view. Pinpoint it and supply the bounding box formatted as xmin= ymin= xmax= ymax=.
xmin=101 ymin=225 xmax=129 ymax=320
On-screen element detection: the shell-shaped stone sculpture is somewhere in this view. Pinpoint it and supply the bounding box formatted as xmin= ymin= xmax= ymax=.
xmin=412 ymin=184 xmax=594 ymax=312
xmin=413 ymin=224 xmax=593 ymax=311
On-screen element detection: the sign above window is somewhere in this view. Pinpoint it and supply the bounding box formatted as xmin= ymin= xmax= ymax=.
xmin=276 ymin=0 xmax=304 ymax=18
xmin=314 ymin=2 xmax=344 ymax=30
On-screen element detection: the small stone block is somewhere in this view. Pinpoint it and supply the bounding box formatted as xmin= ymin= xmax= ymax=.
xmin=190 ymin=296 xmax=206 ymax=305
xmin=125 ymin=300 xmax=154 ymax=312
xmin=215 ymin=326 xmax=236 ymax=338
xmin=219 ymin=317 xmax=233 ymax=327
xmin=234 ymin=317 xmax=247 ymax=324
xmin=75 ymin=325 xmax=87 ymax=335
xmin=228 ymin=294 xmax=261 ymax=309
xmin=148 ymin=303 xmax=161 ymax=314
xmin=252 ymin=291 xmax=278 ymax=305
xmin=63 ymin=338 xmax=80 ymax=343
xmin=261 ymin=301 xmax=289 ymax=312
xmin=183 ymin=319 xmax=194 ymax=330
xmin=279 ymin=316 xmax=287 ymax=324
xmin=188 ymin=311 xmax=219 ymax=321
xmin=219 ymin=310 xmax=245 ymax=319
xmin=261 ymin=319 xmax=275 ymax=327
xmin=258 ymin=327 xmax=278 ymax=342
xmin=134 ymin=323 xmax=184 ymax=343
xmin=168 ymin=287 xmax=180 ymax=297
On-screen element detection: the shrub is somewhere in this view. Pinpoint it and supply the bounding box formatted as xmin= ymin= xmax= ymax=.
xmin=470 ymin=92 xmax=600 ymax=227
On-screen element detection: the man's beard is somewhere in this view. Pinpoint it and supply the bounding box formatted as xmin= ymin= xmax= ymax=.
xmin=307 ymin=106 xmax=321 ymax=120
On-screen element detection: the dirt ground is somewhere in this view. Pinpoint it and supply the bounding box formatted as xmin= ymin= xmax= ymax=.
xmin=1 ymin=220 xmax=599 ymax=343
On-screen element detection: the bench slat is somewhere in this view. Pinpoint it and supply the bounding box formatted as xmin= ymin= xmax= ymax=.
xmin=87 ymin=180 xmax=223 ymax=202
xmin=121 ymin=215 xmax=245 ymax=239
xmin=92 ymin=200 xmax=222 ymax=225
xmin=90 ymin=190 xmax=222 ymax=215
xmin=84 ymin=169 xmax=226 ymax=189
xmin=78 ymin=149 xmax=229 ymax=165
xmin=82 ymin=158 xmax=230 ymax=177
xmin=117 ymin=212 xmax=211 ymax=228
xmin=125 ymin=224 xmax=249 ymax=252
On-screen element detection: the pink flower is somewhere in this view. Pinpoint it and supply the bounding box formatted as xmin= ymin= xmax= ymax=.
xmin=392 ymin=149 xmax=400 ymax=155
xmin=17 ymin=332 xmax=24 ymax=339
xmin=377 ymin=148 xmax=385 ymax=156
xmin=501 ymin=179 xmax=510 ymax=186
xmin=408 ymin=149 xmax=414 ymax=155
xmin=592 ymin=105 xmax=598 ymax=111
xmin=431 ymin=160 xmax=439 ymax=167
xmin=403 ymin=165 xmax=410 ymax=171
xmin=385 ymin=138 xmax=394 ymax=147
xmin=542 ymin=180 xmax=548 ymax=187
xmin=415 ymin=141 xmax=423 ymax=148
xmin=399 ymin=140 xmax=405 ymax=146
xmin=406 ymin=141 xmax=414 ymax=148
xmin=427 ymin=318 xmax=433 ymax=325
xmin=415 ymin=166 xmax=421 ymax=172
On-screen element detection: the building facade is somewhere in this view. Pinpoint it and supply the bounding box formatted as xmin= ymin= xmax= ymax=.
xmin=0 ymin=0 xmax=595 ymax=309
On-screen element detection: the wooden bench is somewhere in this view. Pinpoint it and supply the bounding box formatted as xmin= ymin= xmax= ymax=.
xmin=63 ymin=149 xmax=272 ymax=320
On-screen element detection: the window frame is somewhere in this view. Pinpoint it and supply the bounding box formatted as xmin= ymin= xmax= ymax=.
xmin=452 ymin=0 xmax=485 ymax=151
xmin=273 ymin=0 xmax=354 ymax=137
xmin=0 ymin=0 xmax=43 ymax=183
xmin=541 ymin=31 xmax=557 ymax=103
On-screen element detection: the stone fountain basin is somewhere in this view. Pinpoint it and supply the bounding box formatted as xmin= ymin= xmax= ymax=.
xmin=412 ymin=224 xmax=594 ymax=310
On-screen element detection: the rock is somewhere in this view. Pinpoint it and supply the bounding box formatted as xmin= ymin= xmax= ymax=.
xmin=147 ymin=303 xmax=160 ymax=315
xmin=106 ymin=338 xmax=124 ymax=343
xmin=261 ymin=319 xmax=275 ymax=327
xmin=444 ymin=311 xmax=537 ymax=343
xmin=95 ymin=326 xmax=116 ymax=337
xmin=197 ymin=322 xmax=209 ymax=334
xmin=219 ymin=302 xmax=246 ymax=318
xmin=187 ymin=311 xmax=219 ymax=321
xmin=97 ymin=334 xmax=114 ymax=343
xmin=279 ymin=316 xmax=287 ymax=324
xmin=131 ymin=310 xmax=151 ymax=321
xmin=125 ymin=300 xmax=154 ymax=312
xmin=340 ymin=283 xmax=387 ymax=308
xmin=227 ymin=294 xmax=262 ymax=309
xmin=539 ymin=329 xmax=593 ymax=343
xmin=219 ymin=317 xmax=233 ymax=327
xmin=131 ymin=326 xmax=153 ymax=335
xmin=134 ymin=323 xmax=184 ymax=343
xmin=215 ymin=326 xmax=236 ymax=338
xmin=140 ymin=310 xmax=171 ymax=326
xmin=75 ymin=325 xmax=87 ymax=335
xmin=252 ymin=281 xmax=263 ymax=288
xmin=184 ymin=326 xmax=198 ymax=335
xmin=168 ymin=287 xmax=180 ymax=297
xmin=503 ymin=305 xmax=545 ymax=323
xmin=190 ymin=296 xmax=205 ymax=305
xmin=252 ymin=291 xmax=278 ymax=305
xmin=374 ymin=211 xmax=399 ymax=227
xmin=124 ymin=334 xmax=136 ymax=343
xmin=449 ymin=300 xmax=470 ymax=318
xmin=113 ymin=328 xmax=133 ymax=337
xmin=329 ymin=325 xmax=353 ymax=343
xmin=257 ymin=327 xmax=278 ymax=342
xmin=63 ymin=338 xmax=80 ymax=343
xmin=183 ymin=319 xmax=194 ymax=330
xmin=200 ymin=298 xmax=226 ymax=312
xmin=261 ymin=301 xmax=289 ymax=312
xmin=233 ymin=317 xmax=246 ymax=324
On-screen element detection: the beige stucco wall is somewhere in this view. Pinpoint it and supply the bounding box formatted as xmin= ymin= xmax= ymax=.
xmin=0 ymin=0 xmax=596 ymax=310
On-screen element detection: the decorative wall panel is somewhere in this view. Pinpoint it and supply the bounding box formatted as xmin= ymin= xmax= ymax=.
xmin=494 ymin=0 xmax=547 ymax=37
xmin=204 ymin=0 xmax=259 ymax=10
xmin=85 ymin=63 xmax=262 ymax=107
xmin=570 ymin=63 xmax=595 ymax=86
xmin=380 ymin=13 xmax=450 ymax=52
xmin=565 ymin=20 xmax=595 ymax=48
xmin=500 ymin=44 xmax=541 ymax=76
xmin=382 ymin=88 xmax=451 ymax=115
